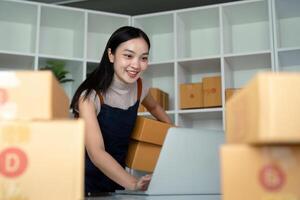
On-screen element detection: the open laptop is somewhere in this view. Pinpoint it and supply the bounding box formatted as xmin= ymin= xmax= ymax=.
xmin=117 ymin=127 xmax=224 ymax=195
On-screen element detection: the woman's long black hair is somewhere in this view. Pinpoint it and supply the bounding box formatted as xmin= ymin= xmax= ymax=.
xmin=70 ymin=26 xmax=150 ymax=116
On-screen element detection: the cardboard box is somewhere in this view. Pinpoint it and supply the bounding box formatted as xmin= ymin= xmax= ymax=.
xmin=138 ymin=88 xmax=169 ymax=112
xmin=161 ymin=90 xmax=169 ymax=111
xmin=225 ymin=88 xmax=241 ymax=102
xmin=131 ymin=116 xmax=173 ymax=145
xmin=180 ymin=82 xmax=203 ymax=109
xmin=149 ymin=88 xmax=162 ymax=106
xmin=226 ymin=72 xmax=300 ymax=144
xmin=0 ymin=120 xmax=84 ymax=200
xmin=0 ymin=71 xmax=69 ymax=120
xmin=203 ymin=76 xmax=222 ymax=107
xmin=221 ymin=145 xmax=300 ymax=200
xmin=126 ymin=141 xmax=161 ymax=172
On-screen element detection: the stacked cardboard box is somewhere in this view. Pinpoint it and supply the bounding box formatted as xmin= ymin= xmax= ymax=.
xmin=125 ymin=116 xmax=173 ymax=172
xmin=180 ymin=76 xmax=222 ymax=109
xmin=0 ymin=71 xmax=84 ymax=200
xmin=138 ymin=88 xmax=169 ymax=112
xmin=222 ymin=72 xmax=300 ymax=200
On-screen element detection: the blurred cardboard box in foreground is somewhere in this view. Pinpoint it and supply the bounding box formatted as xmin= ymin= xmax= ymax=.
xmin=0 ymin=120 xmax=84 ymax=200
xmin=226 ymin=72 xmax=300 ymax=144
xmin=0 ymin=71 xmax=69 ymax=120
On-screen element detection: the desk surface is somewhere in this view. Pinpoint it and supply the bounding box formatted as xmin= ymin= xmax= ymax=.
xmin=85 ymin=194 xmax=221 ymax=200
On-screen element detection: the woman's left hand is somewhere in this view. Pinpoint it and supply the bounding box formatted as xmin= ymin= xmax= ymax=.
xmin=135 ymin=174 xmax=152 ymax=191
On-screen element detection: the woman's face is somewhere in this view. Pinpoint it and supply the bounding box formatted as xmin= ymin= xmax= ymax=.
xmin=108 ymin=37 xmax=149 ymax=84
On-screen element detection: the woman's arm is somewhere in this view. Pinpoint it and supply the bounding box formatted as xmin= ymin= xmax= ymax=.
xmin=141 ymin=92 xmax=172 ymax=124
xmin=79 ymin=96 xmax=149 ymax=190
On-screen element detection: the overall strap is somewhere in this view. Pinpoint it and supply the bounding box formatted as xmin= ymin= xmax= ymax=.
xmin=137 ymin=78 xmax=142 ymax=100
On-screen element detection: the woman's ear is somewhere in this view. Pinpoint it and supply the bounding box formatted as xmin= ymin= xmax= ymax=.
xmin=108 ymin=48 xmax=114 ymax=63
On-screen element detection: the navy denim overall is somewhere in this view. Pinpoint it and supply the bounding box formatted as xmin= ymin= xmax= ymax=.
xmin=85 ymin=78 xmax=142 ymax=196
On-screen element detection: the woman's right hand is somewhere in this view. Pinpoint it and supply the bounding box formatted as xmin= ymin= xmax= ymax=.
xmin=134 ymin=174 xmax=152 ymax=191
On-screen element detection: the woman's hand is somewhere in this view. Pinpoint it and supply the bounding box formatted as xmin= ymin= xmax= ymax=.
xmin=134 ymin=174 xmax=152 ymax=191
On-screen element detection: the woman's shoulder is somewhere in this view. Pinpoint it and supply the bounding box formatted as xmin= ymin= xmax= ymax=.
xmin=79 ymin=89 xmax=101 ymax=113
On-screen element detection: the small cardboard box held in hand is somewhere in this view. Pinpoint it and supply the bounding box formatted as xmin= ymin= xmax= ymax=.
xmin=226 ymin=72 xmax=300 ymax=144
xmin=0 ymin=120 xmax=85 ymax=200
xmin=0 ymin=71 xmax=69 ymax=120
xmin=221 ymin=145 xmax=300 ymax=200
xmin=126 ymin=117 xmax=173 ymax=172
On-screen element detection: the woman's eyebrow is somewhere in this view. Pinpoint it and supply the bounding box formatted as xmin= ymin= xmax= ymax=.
xmin=123 ymin=49 xmax=149 ymax=55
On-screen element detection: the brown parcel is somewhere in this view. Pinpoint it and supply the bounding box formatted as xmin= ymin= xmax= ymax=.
xmin=126 ymin=141 xmax=161 ymax=172
xmin=226 ymin=72 xmax=300 ymax=144
xmin=130 ymin=116 xmax=173 ymax=145
xmin=221 ymin=145 xmax=300 ymax=200
xmin=203 ymin=76 xmax=222 ymax=107
xmin=180 ymin=82 xmax=203 ymax=109
xmin=0 ymin=71 xmax=69 ymax=120
xmin=126 ymin=117 xmax=173 ymax=172
xmin=0 ymin=120 xmax=84 ymax=200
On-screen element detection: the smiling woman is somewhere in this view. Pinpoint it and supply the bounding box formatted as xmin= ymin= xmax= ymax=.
xmin=70 ymin=26 xmax=172 ymax=196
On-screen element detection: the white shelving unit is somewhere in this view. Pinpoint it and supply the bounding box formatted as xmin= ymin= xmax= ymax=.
xmin=0 ymin=1 xmax=38 ymax=55
xmin=1 ymin=0 xmax=296 ymax=129
xmin=87 ymin=12 xmax=130 ymax=62
xmin=0 ymin=0 xmax=130 ymax=100
xmin=133 ymin=0 xmax=274 ymax=129
xmin=176 ymin=6 xmax=220 ymax=59
xmin=272 ymin=0 xmax=300 ymax=72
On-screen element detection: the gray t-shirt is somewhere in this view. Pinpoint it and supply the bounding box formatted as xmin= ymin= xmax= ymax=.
xmin=81 ymin=77 xmax=149 ymax=115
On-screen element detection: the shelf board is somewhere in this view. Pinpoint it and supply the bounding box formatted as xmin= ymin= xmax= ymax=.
xmin=224 ymin=51 xmax=272 ymax=70
xmin=38 ymin=54 xmax=84 ymax=62
xmin=178 ymin=107 xmax=223 ymax=114
xmin=277 ymin=47 xmax=300 ymax=53
xmin=178 ymin=108 xmax=223 ymax=121
xmin=0 ymin=50 xmax=35 ymax=57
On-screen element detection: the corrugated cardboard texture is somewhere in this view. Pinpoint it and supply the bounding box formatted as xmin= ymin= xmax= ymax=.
xmin=0 ymin=120 xmax=84 ymax=200
xmin=131 ymin=116 xmax=173 ymax=145
xmin=125 ymin=140 xmax=161 ymax=172
xmin=221 ymin=145 xmax=300 ymax=200
xmin=226 ymin=72 xmax=300 ymax=144
xmin=138 ymin=88 xmax=169 ymax=112
xmin=180 ymin=82 xmax=203 ymax=109
xmin=0 ymin=71 xmax=69 ymax=120
xmin=203 ymin=76 xmax=222 ymax=107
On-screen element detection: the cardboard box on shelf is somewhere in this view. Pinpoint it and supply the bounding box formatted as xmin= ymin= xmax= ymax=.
xmin=138 ymin=88 xmax=169 ymax=112
xmin=161 ymin=90 xmax=169 ymax=111
xmin=180 ymin=82 xmax=203 ymax=109
xmin=130 ymin=116 xmax=173 ymax=145
xmin=126 ymin=140 xmax=161 ymax=172
xmin=0 ymin=71 xmax=69 ymax=120
xmin=203 ymin=76 xmax=222 ymax=108
xmin=226 ymin=72 xmax=300 ymax=144
xmin=221 ymin=144 xmax=300 ymax=200
xmin=225 ymin=88 xmax=241 ymax=102
xmin=0 ymin=119 xmax=85 ymax=200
